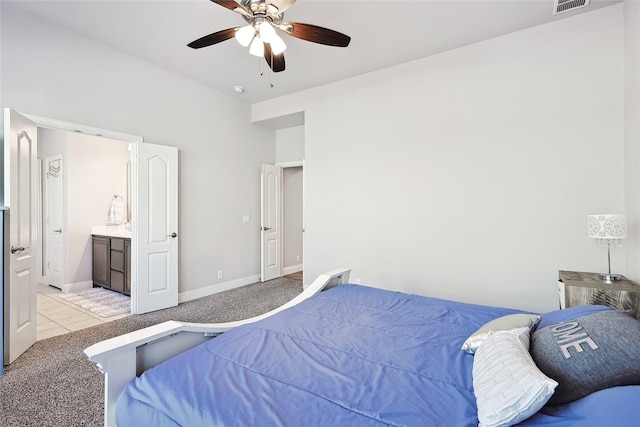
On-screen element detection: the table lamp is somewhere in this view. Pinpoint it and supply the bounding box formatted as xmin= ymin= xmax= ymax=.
xmin=587 ymin=214 xmax=626 ymax=281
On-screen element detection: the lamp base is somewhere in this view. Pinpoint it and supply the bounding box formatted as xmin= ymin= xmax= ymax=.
xmin=599 ymin=273 xmax=622 ymax=281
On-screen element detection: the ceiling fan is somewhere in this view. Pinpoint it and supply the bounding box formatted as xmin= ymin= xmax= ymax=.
xmin=188 ymin=0 xmax=351 ymax=73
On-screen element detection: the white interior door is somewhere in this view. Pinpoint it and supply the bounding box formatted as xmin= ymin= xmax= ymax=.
xmin=131 ymin=142 xmax=178 ymax=314
xmin=44 ymin=155 xmax=63 ymax=288
xmin=3 ymin=109 xmax=38 ymax=364
xmin=261 ymin=164 xmax=282 ymax=282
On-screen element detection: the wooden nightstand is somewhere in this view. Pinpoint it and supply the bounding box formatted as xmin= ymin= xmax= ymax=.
xmin=558 ymin=270 xmax=640 ymax=318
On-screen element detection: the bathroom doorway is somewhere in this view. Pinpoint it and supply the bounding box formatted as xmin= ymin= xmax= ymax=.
xmin=37 ymin=128 xmax=131 ymax=336
xmin=38 ymin=129 xmax=130 ymax=293
xmin=5 ymin=110 xmax=178 ymax=361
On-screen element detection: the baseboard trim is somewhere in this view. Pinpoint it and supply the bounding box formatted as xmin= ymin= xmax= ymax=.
xmin=178 ymin=274 xmax=261 ymax=304
xmin=59 ymin=280 xmax=93 ymax=294
xmin=283 ymin=265 xmax=303 ymax=275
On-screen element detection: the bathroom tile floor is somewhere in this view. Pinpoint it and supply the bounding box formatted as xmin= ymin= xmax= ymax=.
xmin=37 ymin=284 xmax=130 ymax=341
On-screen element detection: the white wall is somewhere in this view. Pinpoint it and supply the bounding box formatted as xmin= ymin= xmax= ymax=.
xmin=255 ymin=5 xmax=626 ymax=313
xmin=1 ymin=3 xmax=275 ymax=295
xmin=625 ymin=0 xmax=640 ymax=282
xmin=276 ymin=125 xmax=305 ymax=163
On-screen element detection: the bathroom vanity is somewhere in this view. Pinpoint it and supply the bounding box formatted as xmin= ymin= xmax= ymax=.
xmin=92 ymin=226 xmax=131 ymax=296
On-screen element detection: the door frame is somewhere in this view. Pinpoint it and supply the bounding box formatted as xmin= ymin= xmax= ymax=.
xmin=278 ymin=160 xmax=304 ymax=278
xmin=24 ymin=114 xmax=143 ymax=145
xmin=21 ymin=113 xmax=142 ymax=315
xmin=259 ymin=160 xmax=304 ymax=281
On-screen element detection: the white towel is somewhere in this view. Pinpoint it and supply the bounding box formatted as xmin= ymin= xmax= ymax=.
xmin=107 ymin=196 xmax=124 ymax=225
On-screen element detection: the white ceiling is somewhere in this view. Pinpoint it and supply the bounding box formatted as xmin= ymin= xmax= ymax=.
xmin=10 ymin=0 xmax=621 ymax=104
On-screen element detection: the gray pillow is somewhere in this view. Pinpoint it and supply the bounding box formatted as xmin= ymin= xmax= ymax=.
xmin=530 ymin=310 xmax=640 ymax=405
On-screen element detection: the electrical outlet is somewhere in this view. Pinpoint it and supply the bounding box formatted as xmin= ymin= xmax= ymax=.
xmin=242 ymin=214 xmax=250 ymax=224
xmin=296 ymin=254 xmax=300 ymax=262
xmin=217 ymin=270 xmax=224 ymax=280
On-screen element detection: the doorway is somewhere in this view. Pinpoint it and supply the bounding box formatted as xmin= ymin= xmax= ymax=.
xmin=37 ymin=129 xmax=130 ymax=338
xmin=260 ymin=162 xmax=304 ymax=282
xmin=260 ymin=123 xmax=306 ymax=283
xmin=4 ymin=109 xmax=179 ymax=363
xmin=282 ymin=165 xmax=303 ymax=278
xmin=38 ymin=129 xmax=130 ymax=293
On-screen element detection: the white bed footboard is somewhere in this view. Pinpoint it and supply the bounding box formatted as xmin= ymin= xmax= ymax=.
xmin=84 ymin=268 xmax=351 ymax=427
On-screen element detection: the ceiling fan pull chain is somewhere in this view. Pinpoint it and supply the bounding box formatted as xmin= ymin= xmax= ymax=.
xmin=270 ymin=49 xmax=274 ymax=88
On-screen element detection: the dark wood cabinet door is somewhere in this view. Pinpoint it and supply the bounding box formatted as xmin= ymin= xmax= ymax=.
xmin=111 ymin=250 xmax=125 ymax=272
xmin=92 ymin=236 xmax=111 ymax=288
xmin=110 ymin=270 xmax=125 ymax=293
xmin=124 ymin=239 xmax=131 ymax=295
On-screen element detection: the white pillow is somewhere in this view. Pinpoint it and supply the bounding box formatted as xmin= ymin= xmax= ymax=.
xmin=461 ymin=313 xmax=541 ymax=354
xmin=473 ymin=327 xmax=557 ymax=427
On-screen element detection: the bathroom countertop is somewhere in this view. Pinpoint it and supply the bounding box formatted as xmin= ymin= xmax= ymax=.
xmin=91 ymin=225 xmax=131 ymax=239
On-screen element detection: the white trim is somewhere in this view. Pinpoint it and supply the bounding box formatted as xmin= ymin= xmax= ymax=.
xmin=283 ymin=264 xmax=303 ymax=276
xmin=22 ymin=114 xmax=143 ymax=143
xmin=276 ymin=160 xmax=304 ymax=168
xmin=58 ymin=280 xmax=93 ymax=294
xmin=37 ymin=159 xmax=45 ymax=285
xmin=178 ymin=274 xmax=261 ymax=303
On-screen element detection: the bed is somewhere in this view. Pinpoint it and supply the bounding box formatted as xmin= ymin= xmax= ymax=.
xmin=85 ymin=268 xmax=640 ymax=427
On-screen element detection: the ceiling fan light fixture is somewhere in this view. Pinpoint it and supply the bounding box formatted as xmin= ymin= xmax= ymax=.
xmin=188 ymin=0 xmax=352 ymax=75
xmin=235 ymin=24 xmax=255 ymax=47
xmin=270 ymin=34 xmax=287 ymax=55
xmin=258 ymin=21 xmax=277 ymax=43
xmin=249 ymin=37 xmax=265 ymax=57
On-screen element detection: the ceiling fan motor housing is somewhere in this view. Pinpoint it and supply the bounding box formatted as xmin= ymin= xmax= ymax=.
xmin=241 ymin=0 xmax=284 ymax=25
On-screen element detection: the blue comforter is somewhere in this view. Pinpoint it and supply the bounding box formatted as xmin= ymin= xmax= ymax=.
xmin=116 ymin=285 xmax=640 ymax=426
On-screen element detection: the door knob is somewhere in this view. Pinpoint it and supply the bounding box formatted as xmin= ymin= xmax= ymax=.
xmin=167 ymin=232 xmax=177 ymax=238
xmin=261 ymin=227 xmax=272 ymax=231
xmin=53 ymin=229 xmax=62 ymax=233
xmin=10 ymin=245 xmax=26 ymax=254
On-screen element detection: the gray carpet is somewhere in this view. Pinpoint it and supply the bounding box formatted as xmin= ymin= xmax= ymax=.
xmin=0 ymin=277 xmax=302 ymax=427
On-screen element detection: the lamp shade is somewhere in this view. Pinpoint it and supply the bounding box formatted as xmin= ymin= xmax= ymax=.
xmin=249 ymin=37 xmax=265 ymax=57
xmin=235 ymin=25 xmax=255 ymax=47
xmin=269 ymin=33 xmax=287 ymax=54
xmin=588 ymin=214 xmax=627 ymax=239
xmin=259 ymin=21 xmax=277 ymax=43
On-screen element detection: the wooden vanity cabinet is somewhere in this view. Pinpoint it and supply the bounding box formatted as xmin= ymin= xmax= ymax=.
xmin=92 ymin=235 xmax=131 ymax=296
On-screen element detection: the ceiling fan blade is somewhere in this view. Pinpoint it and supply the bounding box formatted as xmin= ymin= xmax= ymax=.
xmin=187 ymin=27 xmax=238 ymax=49
xmin=264 ymin=43 xmax=286 ymax=72
xmin=279 ymin=22 xmax=351 ymax=47
xmin=267 ymin=0 xmax=297 ymax=14
xmin=210 ymin=0 xmax=252 ymax=18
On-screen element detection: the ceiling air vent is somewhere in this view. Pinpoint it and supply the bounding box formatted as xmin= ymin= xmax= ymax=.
xmin=553 ymin=0 xmax=590 ymax=15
